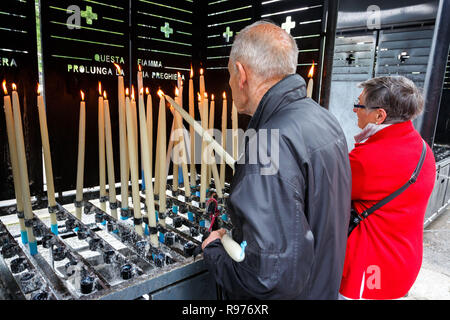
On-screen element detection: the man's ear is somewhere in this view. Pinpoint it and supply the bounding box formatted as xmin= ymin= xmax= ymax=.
xmin=377 ymin=108 xmax=387 ymax=124
xmin=235 ymin=61 xmax=247 ymax=89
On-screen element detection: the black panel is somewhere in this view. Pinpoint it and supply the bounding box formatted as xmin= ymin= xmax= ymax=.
xmin=0 ymin=0 xmax=41 ymax=201
xmin=40 ymin=0 xmax=130 ymax=193
xmin=434 ymin=48 xmax=450 ymax=146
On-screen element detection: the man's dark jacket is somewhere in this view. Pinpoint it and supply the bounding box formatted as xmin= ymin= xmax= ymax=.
xmin=203 ymin=74 xmax=351 ymax=299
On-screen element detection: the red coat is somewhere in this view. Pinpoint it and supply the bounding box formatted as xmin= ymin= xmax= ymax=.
xmin=339 ymin=121 xmax=436 ymax=299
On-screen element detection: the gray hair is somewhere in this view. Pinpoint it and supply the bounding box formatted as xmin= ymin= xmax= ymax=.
xmin=229 ymin=20 xmax=298 ymax=80
xmin=358 ymin=76 xmax=424 ymax=123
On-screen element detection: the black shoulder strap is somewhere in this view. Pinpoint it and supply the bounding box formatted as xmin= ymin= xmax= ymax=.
xmin=359 ymin=140 xmax=427 ymax=219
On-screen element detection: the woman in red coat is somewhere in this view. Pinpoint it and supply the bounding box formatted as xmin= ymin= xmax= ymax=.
xmin=339 ymin=76 xmax=436 ymax=299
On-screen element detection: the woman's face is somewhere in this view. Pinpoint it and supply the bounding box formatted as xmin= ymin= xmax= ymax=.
xmin=354 ymin=90 xmax=379 ymax=129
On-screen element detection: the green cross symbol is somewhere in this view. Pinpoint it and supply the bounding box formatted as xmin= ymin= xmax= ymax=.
xmin=223 ymin=26 xmax=233 ymax=42
xmin=81 ymin=6 xmax=98 ymax=25
xmin=160 ymin=22 xmax=173 ymax=38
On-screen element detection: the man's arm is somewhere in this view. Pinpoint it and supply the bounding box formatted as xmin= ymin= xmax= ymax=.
xmin=203 ymin=173 xmax=315 ymax=299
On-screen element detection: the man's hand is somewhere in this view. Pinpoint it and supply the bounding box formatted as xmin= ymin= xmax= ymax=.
xmin=202 ymin=228 xmax=227 ymax=250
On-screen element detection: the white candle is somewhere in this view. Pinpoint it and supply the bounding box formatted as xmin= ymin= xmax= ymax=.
xmin=126 ymin=91 xmax=143 ymax=235
xmin=174 ymin=86 xmax=190 ymax=197
xmin=115 ymin=63 xmax=129 ymax=211
xmin=306 ymin=62 xmax=315 ymax=98
xmin=137 ymin=64 xmax=143 ymax=95
xmin=98 ymin=82 xmax=106 ymax=212
xmin=103 ymin=92 xmax=118 ymax=219
xmin=146 ymin=88 xmax=153 ymax=190
xmin=11 ymin=84 xmax=37 ymax=252
xmin=157 ymin=90 xmax=167 ymax=226
xmin=75 ymin=91 xmax=86 ymax=220
xmin=220 ymin=92 xmax=227 ymax=189
xmin=37 ymin=84 xmax=57 ymax=231
xmin=188 ymin=67 xmax=196 ymax=186
xmin=3 ymin=82 xmax=27 ymax=241
xmin=207 ymin=95 xmax=215 ymax=187
xmin=139 ymin=89 xmax=158 ymax=246
xmin=200 ymin=93 xmax=208 ymax=204
xmin=164 ymin=93 xmax=235 ymax=170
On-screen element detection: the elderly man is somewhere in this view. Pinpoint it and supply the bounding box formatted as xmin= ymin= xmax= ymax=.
xmin=201 ymin=21 xmax=351 ymax=299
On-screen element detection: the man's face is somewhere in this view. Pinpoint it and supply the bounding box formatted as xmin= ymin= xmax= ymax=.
xmin=228 ymin=59 xmax=248 ymax=114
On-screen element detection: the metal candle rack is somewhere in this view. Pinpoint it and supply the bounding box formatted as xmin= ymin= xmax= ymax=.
xmin=0 ymin=177 xmax=232 ymax=300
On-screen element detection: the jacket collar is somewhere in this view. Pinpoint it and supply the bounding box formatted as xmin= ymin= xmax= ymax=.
xmin=247 ymin=74 xmax=307 ymax=130
xmin=355 ymin=120 xmax=415 ymax=145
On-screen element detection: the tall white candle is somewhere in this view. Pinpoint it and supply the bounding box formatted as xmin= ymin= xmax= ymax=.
xmin=126 ymin=91 xmax=144 ymax=235
xmin=11 ymin=84 xmax=37 ymax=253
xmin=103 ymin=92 xmax=118 ymax=219
xmin=164 ymin=93 xmax=235 ymax=170
xmin=115 ymin=63 xmax=129 ymax=211
xmin=200 ymin=93 xmax=208 ymax=204
xmin=146 ymin=88 xmax=153 ymax=189
xmin=75 ymin=91 xmax=86 ymax=220
xmin=138 ymin=89 xmax=158 ymax=246
xmin=3 ymin=82 xmax=27 ymax=242
xmin=188 ymin=67 xmax=196 ymax=186
xmin=37 ymin=84 xmax=57 ymax=231
xmin=98 ymin=82 xmax=106 ymax=212
xmin=306 ymin=62 xmax=315 ymax=98
xmin=174 ymin=86 xmax=190 ymax=197
xmin=220 ymin=92 xmax=227 ymax=189
xmin=157 ymin=90 xmax=167 ymax=226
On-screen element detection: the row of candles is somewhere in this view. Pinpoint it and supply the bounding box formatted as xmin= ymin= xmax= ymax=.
xmin=2 ymin=62 xmax=315 ymax=253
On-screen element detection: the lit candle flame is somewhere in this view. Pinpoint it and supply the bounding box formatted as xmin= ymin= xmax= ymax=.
xmin=131 ymin=85 xmax=135 ymax=100
xmin=98 ymin=81 xmax=102 ymax=96
xmin=114 ymin=63 xmax=122 ymax=74
xmin=211 ymin=94 xmax=214 ymax=101
xmin=125 ymin=88 xmax=129 ymax=96
xmin=12 ymin=83 xmax=17 ymax=91
xmin=37 ymin=83 xmax=42 ymax=95
xmin=140 ymin=88 xmax=144 ymax=95
xmin=145 ymin=87 xmax=149 ymax=95
xmin=190 ymin=65 xmax=193 ymax=79
xmin=157 ymin=89 xmax=164 ymax=98
xmin=308 ymin=62 xmax=315 ymax=78
xmin=197 ymin=92 xmax=201 ymax=102
xmin=175 ymin=87 xmax=179 ymax=97
xmin=204 ymin=92 xmax=208 ymax=99
xmin=103 ymin=91 xmax=107 ymax=100
xmin=138 ymin=64 xmax=142 ymax=72
xmin=223 ymin=92 xmax=226 ymax=99
xmin=200 ymin=68 xmax=204 ymax=76
xmin=2 ymin=80 xmax=7 ymax=95
xmin=80 ymin=90 xmax=85 ymax=101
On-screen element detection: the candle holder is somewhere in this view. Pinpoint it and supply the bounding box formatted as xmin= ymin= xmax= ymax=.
xmin=10 ymin=257 xmax=28 ymax=274
xmin=1 ymin=243 xmax=18 ymax=259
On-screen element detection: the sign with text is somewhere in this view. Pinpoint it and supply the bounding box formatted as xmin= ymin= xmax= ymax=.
xmin=41 ymin=0 xmax=130 ymax=192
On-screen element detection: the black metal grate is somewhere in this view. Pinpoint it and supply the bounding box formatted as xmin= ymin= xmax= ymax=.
xmin=331 ymin=32 xmax=377 ymax=82
xmin=375 ymin=26 xmax=434 ymax=89
xmin=444 ymin=49 xmax=450 ymax=90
